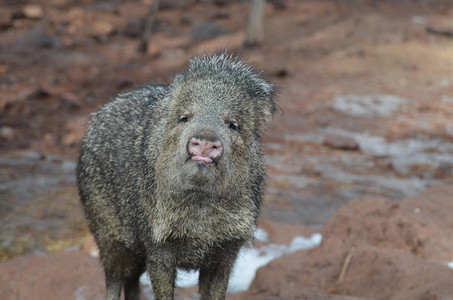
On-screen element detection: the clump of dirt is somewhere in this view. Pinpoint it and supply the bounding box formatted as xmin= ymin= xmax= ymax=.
xmin=240 ymin=185 xmax=453 ymax=300
xmin=0 ymin=251 xmax=105 ymax=300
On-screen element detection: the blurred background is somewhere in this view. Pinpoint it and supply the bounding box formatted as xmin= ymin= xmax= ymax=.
xmin=1 ymin=0 xmax=453 ymax=299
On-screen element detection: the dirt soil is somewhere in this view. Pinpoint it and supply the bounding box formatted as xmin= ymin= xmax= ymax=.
xmin=235 ymin=185 xmax=453 ymax=300
xmin=1 ymin=0 xmax=453 ymax=299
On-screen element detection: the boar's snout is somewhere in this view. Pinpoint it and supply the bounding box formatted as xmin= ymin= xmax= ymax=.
xmin=187 ymin=130 xmax=223 ymax=164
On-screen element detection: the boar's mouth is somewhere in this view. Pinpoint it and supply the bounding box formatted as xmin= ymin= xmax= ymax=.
xmin=185 ymin=155 xmax=219 ymax=167
xmin=191 ymin=155 xmax=214 ymax=164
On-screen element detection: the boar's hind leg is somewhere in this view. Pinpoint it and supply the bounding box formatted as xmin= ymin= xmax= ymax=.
xmin=105 ymin=271 xmax=142 ymax=300
xmin=198 ymin=244 xmax=241 ymax=300
xmin=102 ymin=244 xmax=145 ymax=300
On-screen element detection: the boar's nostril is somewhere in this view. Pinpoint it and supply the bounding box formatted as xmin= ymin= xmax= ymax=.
xmin=188 ymin=135 xmax=224 ymax=163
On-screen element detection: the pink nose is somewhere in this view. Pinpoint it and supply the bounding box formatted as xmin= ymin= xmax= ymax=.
xmin=188 ymin=135 xmax=223 ymax=163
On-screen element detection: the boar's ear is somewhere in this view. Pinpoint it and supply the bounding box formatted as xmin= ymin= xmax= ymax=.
xmin=254 ymin=79 xmax=277 ymax=132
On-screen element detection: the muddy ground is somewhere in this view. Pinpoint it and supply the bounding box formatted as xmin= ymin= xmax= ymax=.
xmin=1 ymin=0 xmax=453 ymax=299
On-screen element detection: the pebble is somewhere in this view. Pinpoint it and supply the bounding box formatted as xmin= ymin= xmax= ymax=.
xmin=22 ymin=4 xmax=44 ymax=19
xmin=190 ymin=22 xmax=228 ymax=42
xmin=323 ymin=133 xmax=359 ymax=151
xmin=0 ymin=126 xmax=14 ymax=140
xmin=91 ymin=20 xmax=114 ymax=36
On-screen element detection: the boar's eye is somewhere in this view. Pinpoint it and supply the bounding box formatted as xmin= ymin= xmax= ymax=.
xmin=178 ymin=114 xmax=189 ymax=123
xmin=228 ymin=121 xmax=240 ymax=132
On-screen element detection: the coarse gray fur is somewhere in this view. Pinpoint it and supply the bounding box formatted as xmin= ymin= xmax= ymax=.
xmin=76 ymin=53 xmax=276 ymax=300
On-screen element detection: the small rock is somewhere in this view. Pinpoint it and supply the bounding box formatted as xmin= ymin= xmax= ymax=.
xmin=345 ymin=45 xmax=366 ymax=57
xmin=270 ymin=0 xmax=287 ymax=10
xmin=411 ymin=16 xmax=426 ymax=25
xmin=272 ymin=68 xmax=288 ymax=78
xmin=159 ymin=0 xmax=185 ymax=10
xmin=213 ymin=0 xmax=229 ymax=6
xmin=0 ymin=12 xmax=13 ymax=29
xmin=211 ymin=11 xmax=229 ymax=20
xmin=0 ymin=126 xmax=15 ymax=140
xmin=180 ymin=16 xmax=192 ymax=26
xmin=323 ymin=133 xmax=359 ymax=151
xmin=160 ymin=48 xmax=185 ymax=60
xmin=91 ymin=20 xmax=114 ymax=36
xmin=18 ymin=150 xmax=45 ymax=162
xmin=83 ymin=2 xmax=118 ymax=13
xmin=22 ymin=4 xmax=44 ymax=19
xmin=15 ymin=27 xmax=58 ymax=49
xmin=123 ymin=19 xmax=144 ymax=38
xmin=190 ymin=22 xmax=228 ymax=42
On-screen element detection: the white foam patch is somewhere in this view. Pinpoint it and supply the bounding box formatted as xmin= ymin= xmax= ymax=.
xmin=254 ymin=227 xmax=270 ymax=243
xmin=448 ymin=260 xmax=453 ymax=269
xmin=139 ymin=230 xmax=322 ymax=296
xmin=89 ymin=249 xmax=99 ymax=258
xmin=228 ymin=233 xmax=322 ymax=294
xmin=324 ymin=128 xmax=453 ymax=175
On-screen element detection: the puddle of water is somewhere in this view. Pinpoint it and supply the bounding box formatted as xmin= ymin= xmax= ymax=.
xmin=391 ymin=152 xmax=453 ymax=175
xmin=283 ymin=133 xmax=324 ymax=143
xmin=263 ymin=124 xmax=452 ymax=226
xmin=272 ymin=174 xmax=314 ymax=189
xmin=263 ymin=187 xmax=342 ymax=227
xmin=324 ymin=128 xmax=453 ymax=175
xmin=0 ymin=151 xmax=83 ymax=259
xmin=314 ymin=163 xmax=439 ymax=197
xmin=269 ymin=147 xmax=439 ymax=198
xmin=0 ymin=152 xmax=76 ymax=202
xmin=441 ymin=95 xmax=453 ymax=104
xmin=266 ymin=156 xmax=303 ymax=173
xmin=331 ymin=94 xmax=408 ymax=117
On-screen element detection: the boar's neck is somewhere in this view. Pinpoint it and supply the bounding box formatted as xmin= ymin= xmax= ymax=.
xmin=149 ymin=188 xmax=257 ymax=245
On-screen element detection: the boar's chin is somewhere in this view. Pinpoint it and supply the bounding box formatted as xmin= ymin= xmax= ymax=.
xmin=181 ymin=160 xmax=220 ymax=181
xmin=162 ymin=160 xmax=222 ymax=194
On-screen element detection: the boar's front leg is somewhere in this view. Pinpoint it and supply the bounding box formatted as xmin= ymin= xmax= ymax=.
xmin=147 ymin=258 xmax=176 ymax=300
xmin=198 ymin=243 xmax=241 ymax=300
xmin=105 ymin=275 xmax=122 ymax=300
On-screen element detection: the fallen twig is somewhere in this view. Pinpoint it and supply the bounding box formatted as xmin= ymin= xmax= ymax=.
xmin=337 ymin=251 xmax=353 ymax=284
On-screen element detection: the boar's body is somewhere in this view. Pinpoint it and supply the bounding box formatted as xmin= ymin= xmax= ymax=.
xmin=76 ymin=54 xmax=276 ymax=300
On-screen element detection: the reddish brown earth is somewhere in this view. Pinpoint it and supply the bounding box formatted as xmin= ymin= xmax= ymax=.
xmin=1 ymin=0 xmax=453 ymax=299
xmin=236 ymin=186 xmax=453 ymax=300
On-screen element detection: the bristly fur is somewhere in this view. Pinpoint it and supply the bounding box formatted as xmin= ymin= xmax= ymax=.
xmin=76 ymin=52 xmax=276 ymax=300
xmin=183 ymin=53 xmax=273 ymax=94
